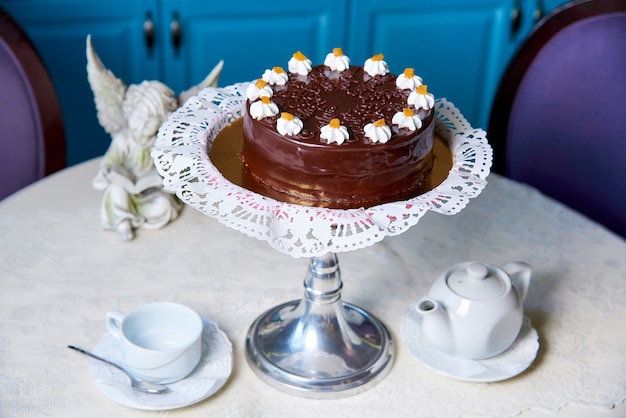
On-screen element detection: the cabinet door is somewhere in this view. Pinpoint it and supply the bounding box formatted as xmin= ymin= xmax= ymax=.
xmin=0 ymin=0 xmax=159 ymax=165
xmin=160 ymin=0 xmax=348 ymax=94
xmin=347 ymin=0 xmax=517 ymax=129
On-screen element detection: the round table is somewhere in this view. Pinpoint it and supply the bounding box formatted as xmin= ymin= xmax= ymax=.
xmin=1 ymin=158 xmax=625 ymax=417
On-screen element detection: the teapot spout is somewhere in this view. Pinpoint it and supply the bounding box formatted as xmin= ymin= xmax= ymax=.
xmin=416 ymin=298 xmax=454 ymax=354
xmin=416 ymin=298 xmax=442 ymax=315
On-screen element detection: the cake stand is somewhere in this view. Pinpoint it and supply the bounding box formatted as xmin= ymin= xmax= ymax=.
xmin=152 ymin=83 xmax=492 ymax=398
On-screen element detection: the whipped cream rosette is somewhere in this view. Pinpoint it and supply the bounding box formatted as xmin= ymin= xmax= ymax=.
xmin=320 ymin=118 xmax=350 ymax=145
xmin=276 ymin=112 xmax=303 ymax=136
xmin=262 ymin=66 xmax=288 ymax=86
xmin=364 ymin=119 xmax=392 ymax=144
xmin=392 ymin=108 xmax=423 ymax=131
xmin=250 ymin=96 xmax=279 ymax=120
xmin=324 ymin=48 xmax=350 ymax=71
xmin=288 ymin=51 xmax=312 ymax=76
xmin=408 ymin=85 xmax=435 ymax=110
xmin=364 ymin=53 xmax=389 ymax=76
xmin=396 ymin=68 xmax=423 ymax=90
xmin=246 ymin=79 xmax=273 ymax=101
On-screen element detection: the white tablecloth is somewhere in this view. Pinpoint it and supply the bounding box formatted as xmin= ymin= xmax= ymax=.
xmin=1 ymin=158 xmax=625 ymax=418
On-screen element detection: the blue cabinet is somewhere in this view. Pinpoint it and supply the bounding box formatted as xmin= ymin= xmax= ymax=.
xmin=1 ymin=0 xmax=567 ymax=166
xmin=347 ymin=0 xmax=566 ymax=130
xmin=0 ymin=0 xmax=345 ymax=165
xmin=158 ymin=0 xmax=347 ymax=93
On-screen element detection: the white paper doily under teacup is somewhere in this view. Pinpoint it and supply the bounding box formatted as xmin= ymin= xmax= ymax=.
xmin=88 ymin=318 xmax=233 ymax=411
xmin=153 ymin=83 xmax=492 ymax=258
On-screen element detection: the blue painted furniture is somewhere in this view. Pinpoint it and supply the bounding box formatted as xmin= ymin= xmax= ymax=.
xmin=1 ymin=0 xmax=567 ymax=166
xmin=0 ymin=0 xmax=344 ymax=166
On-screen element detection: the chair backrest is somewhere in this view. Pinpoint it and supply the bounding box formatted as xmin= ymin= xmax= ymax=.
xmin=0 ymin=9 xmax=65 ymax=201
xmin=488 ymin=0 xmax=626 ymax=238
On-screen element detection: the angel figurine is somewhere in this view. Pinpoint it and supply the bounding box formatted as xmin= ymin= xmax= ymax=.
xmin=86 ymin=35 xmax=224 ymax=241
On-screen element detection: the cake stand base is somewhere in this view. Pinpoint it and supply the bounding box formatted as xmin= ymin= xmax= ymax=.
xmin=245 ymin=253 xmax=394 ymax=399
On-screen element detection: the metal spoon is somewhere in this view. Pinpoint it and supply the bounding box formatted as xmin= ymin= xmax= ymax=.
xmin=68 ymin=345 xmax=170 ymax=394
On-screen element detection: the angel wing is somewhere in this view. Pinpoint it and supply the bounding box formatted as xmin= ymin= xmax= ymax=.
xmin=86 ymin=35 xmax=127 ymax=135
xmin=177 ymin=60 xmax=224 ymax=105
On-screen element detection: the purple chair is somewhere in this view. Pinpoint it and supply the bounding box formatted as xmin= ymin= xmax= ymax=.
xmin=488 ymin=0 xmax=626 ymax=238
xmin=0 ymin=9 xmax=65 ymax=201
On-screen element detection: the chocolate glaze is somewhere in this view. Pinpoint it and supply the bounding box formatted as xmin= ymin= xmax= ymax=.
xmin=241 ymin=65 xmax=435 ymax=209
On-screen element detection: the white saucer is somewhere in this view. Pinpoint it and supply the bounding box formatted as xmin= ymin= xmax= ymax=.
xmin=88 ymin=318 xmax=233 ymax=410
xmin=401 ymin=307 xmax=539 ymax=382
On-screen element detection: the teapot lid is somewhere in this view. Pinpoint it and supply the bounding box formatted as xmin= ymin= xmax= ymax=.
xmin=446 ymin=262 xmax=505 ymax=300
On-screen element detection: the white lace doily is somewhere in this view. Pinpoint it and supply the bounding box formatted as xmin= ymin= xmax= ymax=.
xmin=153 ymin=84 xmax=492 ymax=257
xmin=89 ymin=318 xmax=232 ymax=411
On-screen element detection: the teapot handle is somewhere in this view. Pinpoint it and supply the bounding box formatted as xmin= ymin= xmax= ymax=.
xmin=502 ymin=261 xmax=531 ymax=302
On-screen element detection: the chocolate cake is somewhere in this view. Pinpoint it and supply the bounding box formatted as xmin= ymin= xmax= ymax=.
xmin=241 ymin=49 xmax=435 ymax=209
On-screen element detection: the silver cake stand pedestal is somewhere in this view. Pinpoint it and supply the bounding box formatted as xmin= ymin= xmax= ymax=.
xmin=153 ymin=83 xmax=492 ymax=398
xmin=245 ymin=252 xmax=394 ymax=398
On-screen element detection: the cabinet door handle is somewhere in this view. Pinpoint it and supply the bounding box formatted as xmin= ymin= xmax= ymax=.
xmin=534 ymin=1 xmax=544 ymax=22
xmin=171 ymin=13 xmax=181 ymax=53
xmin=510 ymin=3 xmax=522 ymax=36
xmin=144 ymin=13 xmax=155 ymax=52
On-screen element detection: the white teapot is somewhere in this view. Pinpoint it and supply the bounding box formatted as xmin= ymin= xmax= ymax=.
xmin=416 ymin=261 xmax=531 ymax=359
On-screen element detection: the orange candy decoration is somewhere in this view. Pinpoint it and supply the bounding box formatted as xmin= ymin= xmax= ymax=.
xmin=293 ymin=51 xmax=307 ymax=61
xmin=329 ymin=118 xmax=341 ymax=129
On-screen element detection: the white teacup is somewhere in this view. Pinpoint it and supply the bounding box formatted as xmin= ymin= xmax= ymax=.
xmin=106 ymin=302 xmax=203 ymax=384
